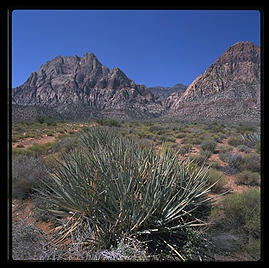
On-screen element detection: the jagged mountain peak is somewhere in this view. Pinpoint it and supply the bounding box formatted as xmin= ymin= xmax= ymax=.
xmin=12 ymin=52 xmax=164 ymax=120
xmin=214 ymin=41 xmax=260 ymax=66
xmin=12 ymin=41 xmax=260 ymax=122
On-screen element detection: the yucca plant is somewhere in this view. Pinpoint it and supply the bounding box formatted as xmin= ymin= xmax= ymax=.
xmin=37 ymin=126 xmax=218 ymax=259
xmin=241 ymin=131 xmax=260 ymax=147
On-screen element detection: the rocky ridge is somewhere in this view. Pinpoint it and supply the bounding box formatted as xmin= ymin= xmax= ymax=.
xmin=148 ymin=83 xmax=187 ymax=100
xmin=169 ymin=41 xmax=261 ymax=121
xmin=12 ymin=41 xmax=261 ymax=122
xmin=12 ymin=53 xmax=164 ymax=120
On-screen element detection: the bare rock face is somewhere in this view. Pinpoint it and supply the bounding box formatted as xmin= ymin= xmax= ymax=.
xmin=169 ymin=41 xmax=261 ymax=121
xmin=148 ymin=83 xmax=187 ymax=100
xmin=12 ymin=53 xmax=164 ymax=119
xmin=12 ymin=41 xmax=261 ymax=122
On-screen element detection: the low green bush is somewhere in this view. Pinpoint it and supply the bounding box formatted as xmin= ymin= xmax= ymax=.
xmin=12 ymin=155 xmax=47 ymax=199
xmin=235 ymin=170 xmax=260 ymax=186
xmin=189 ymin=153 xmax=208 ymax=166
xmin=218 ymin=145 xmax=233 ymax=154
xmin=236 ymin=144 xmax=251 ymax=153
xmin=27 ymin=142 xmax=53 ymax=157
xmin=178 ymin=144 xmax=192 ymax=156
xmin=219 ymin=152 xmax=244 ymax=170
xmin=227 ymin=136 xmax=244 ymax=147
xmin=221 ymin=188 xmax=261 ymax=237
xmin=209 ymin=160 xmax=222 ymax=170
xmin=207 ymin=168 xmax=227 ymax=193
xmin=175 ymin=133 xmax=185 ymax=139
xmin=239 ymin=154 xmax=261 ymax=173
xmin=96 ymin=118 xmax=121 ymax=127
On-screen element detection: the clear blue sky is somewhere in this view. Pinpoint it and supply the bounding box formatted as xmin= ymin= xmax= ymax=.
xmin=12 ymin=10 xmax=260 ymax=88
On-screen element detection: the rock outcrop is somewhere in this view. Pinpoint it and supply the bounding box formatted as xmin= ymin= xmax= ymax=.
xmin=12 ymin=53 xmax=164 ymax=120
xmin=12 ymin=41 xmax=261 ymax=122
xmin=169 ymin=41 xmax=261 ymax=121
xmin=148 ymin=83 xmax=187 ymax=100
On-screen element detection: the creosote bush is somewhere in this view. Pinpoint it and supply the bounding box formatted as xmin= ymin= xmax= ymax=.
xmin=221 ymin=188 xmax=261 ymax=237
xmin=207 ymin=168 xmax=227 ymax=193
xmin=201 ymin=140 xmax=217 ymax=154
xmin=37 ymin=126 xmax=218 ymax=260
xmin=235 ymin=170 xmax=260 ymax=186
xmin=12 ymin=155 xmax=47 ymax=199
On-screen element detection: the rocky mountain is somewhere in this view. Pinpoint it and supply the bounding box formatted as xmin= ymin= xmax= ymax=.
xmin=12 ymin=53 xmax=164 ymax=120
xmin=12 ymin=41 xmax=261 ymax=122
xmin=148 ymin=83 xmax=187 ymax=100
xmin=168 ymin=41 xmax=261 ymax=121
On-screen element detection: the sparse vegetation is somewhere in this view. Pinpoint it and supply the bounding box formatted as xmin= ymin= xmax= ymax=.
xmin=35 ymin=126 xmax=218 ymax=260
xmin=11 ymin=119 xmax=261 ymax=261
xmin=207 ymin=168 xmax=227 ymax=193
xmin=235 ymin=170 xmax=260 ymax=186
xmin=12 ymin=155 xmax=47 ymax=199
xmin=220 ymin=188 xmax=261 ymax=237
xmin=201 ymin=140 xmax=217 ymax=153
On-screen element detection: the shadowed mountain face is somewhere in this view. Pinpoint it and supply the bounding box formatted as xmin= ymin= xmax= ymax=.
xmin=12 ymin=41 xmax=261 ymax=122
xmin=168 ymin=41 xmax=261 ymax=121
xmin=148 ymin=83 xmax=187 ymax=100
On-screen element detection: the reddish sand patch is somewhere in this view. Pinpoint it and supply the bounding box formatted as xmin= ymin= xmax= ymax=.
xmin=225 ymin=175 xmax=249 ymax=193
xmin=13 ymin=135 xmax=56 ymax=149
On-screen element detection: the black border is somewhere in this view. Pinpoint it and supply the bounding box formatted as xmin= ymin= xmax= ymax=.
xmin=2 ymin=4 xmax=265 ymax=264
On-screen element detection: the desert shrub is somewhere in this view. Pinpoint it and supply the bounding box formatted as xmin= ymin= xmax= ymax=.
xmin=32 ymin=197 xmax=60 ymax=224
xmin=239 ymin=154 xmax=261 ymax=173
xmin=237 ymin=144 xmax=251 ymax=153
xmin=12 ymin=155 xmax=47 ymax=199
xmin=244 ymin=238 xmax=261 ymax=261
xmin=46 ymin=131 xmax=54 ymax=136
xmin=175 ymin=133 xmax=185 ymax=139
xmin=209 ymin=188 xmax=261 ymax=261
xmin=51 ymin=136 xmax=77 ymax=154
xmin=227 ymin=136 xmax=244 ymax=147
xmin=14 ymin=126 xmax=25 ymax=133
xmin=36 ymin=115 xmax=45 ymax=124
xmin=256 ymin=140 xmax=261 ymax=154
xmin=178 ymin=144 xmax=192 ymax=156
xmin=148 ymin=125 xmax=163 ymax=134
xmin=158 ymin=134 xmax=176 ymax=143
xmin=12 ymin=218 xmax=48 ymax=260
xmin=189 ymin=154 xmax=208 ymax=166
xmin=200 ymin=149 xmax=213 ymax=158
xmin=219 ymin=152 xmax=244 ymax=170
xmin=210 ymin=160 xmax=222 ymax=170
xmin=45 ymin=116 xmax=57 ymax=126
xmin=192 ymin=137 xmax=203 ymax=145
xmin=180 ymin=227 xmax=208 ymax=261
xmin=218 ymin=145 xmax=233 ymax=154
xmin=237 ymin=124 xmax=256 ymax=134
xmin=37 ymin=126 xmax=217 ymax=259
xmin=241 ymin=131 xmax=260 ymax=148
xmin=16 ymin=143 xmax=24 ymax=148
xmin=95 ymin=237 xmax=149 ymax=261
xmin=26 ymin=142 xmax=53 ymax=157
xmin=207 ymin=168 xmax=227 ymax=193
xmin=235 ymin=170 xmax=260 ymax=186
xmin=96 ymin=118 xmax=121 ymax=127
xmin=221 ymin=188 xmax=261 ymax=236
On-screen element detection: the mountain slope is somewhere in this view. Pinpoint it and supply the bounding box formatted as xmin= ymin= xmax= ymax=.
xmin=12 ymin=41 xmax=261 ymax=122
xmin=168 ymin=41 xmax=260 ymax=121
xmin=148 ymin=83 xmax=187 ymax=100
xmin=12 ymin=53 xmax=164 ymax=120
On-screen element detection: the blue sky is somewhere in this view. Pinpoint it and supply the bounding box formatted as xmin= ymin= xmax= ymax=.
xmin=12 ymin=10 xmax=261 ymax=88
